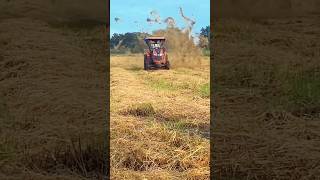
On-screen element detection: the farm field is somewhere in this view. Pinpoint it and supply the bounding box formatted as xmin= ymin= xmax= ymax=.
xmin=0 ymin=4 xmax=107 ymax=178
xmin=213 ymin=14 xmax=320 ymax=179
xmin=110 ymin=55 xmax=210 ymax=179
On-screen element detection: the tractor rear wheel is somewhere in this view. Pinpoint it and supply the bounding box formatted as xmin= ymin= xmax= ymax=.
xmin=165 ymin=61 xmax=170 ymax=70
xmin=144 ymin=55 xmax=149 ymax=70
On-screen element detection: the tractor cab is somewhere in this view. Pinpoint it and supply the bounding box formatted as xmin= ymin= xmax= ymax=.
xmin=143 ymin=37 xmax=170 ymax=70
xmin=145 ymin=38 xmax=164 ymax=50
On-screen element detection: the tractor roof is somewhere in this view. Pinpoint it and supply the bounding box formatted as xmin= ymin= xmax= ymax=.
xmin=145 ymin=36 xmax=165 ymax=40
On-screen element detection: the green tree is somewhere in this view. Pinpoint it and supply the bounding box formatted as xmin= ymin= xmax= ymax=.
xmin=200 ymin=26 xmax=210 ymax=38
xmin=110 ymin=33 xmax=124 ymax=49
xmin=198 ymin=26 xmax=210 ymax=49
xmin=110 ymin=32 xmax=150 ymax=53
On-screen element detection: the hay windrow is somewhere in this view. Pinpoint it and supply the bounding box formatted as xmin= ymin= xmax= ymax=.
xmin=123 ymin=103 xmax=156 ymax=117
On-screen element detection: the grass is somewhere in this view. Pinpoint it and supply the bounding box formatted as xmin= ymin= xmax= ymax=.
xmin=212 ymin=15 xmax=320 ymax=179
xmin=283 ymin=71 xmax=320 ymax=113
xmin=149 ymin=78 xmax=210 ymax=98
xmin=260 ymin=69 xmax=320 ymax=113
xmin=198 ymin=83 xmax=210 ymax=98
xmin=202 ymin=48 xmax=210 ymax=56
xmin=144 ymin=76 xmax=178 ymax=91
xmin=163 ymin=120 xmax=209 ymax=138
xmin=22 ymin=135 xmax=105 ymax=177
xmin=148 ymin=79 xmax=177 ymax=91
xmin=0 ymin=139 xmax=16 ymax=162
xmin=140 ymin=71 xmax=210 ymax=98
xmin=216 ymin=54 xmax=319 ymax=113
xmin=0 ymin=96 xmax=17 ymax=167
xmin=126 ymin=65 xmax=141 ymax=72
xmin=110 ymin=55 xmax=210 ymax=179
xmin=289 ymin=74 xmax=320 ymax=105
xmin=0 ymin=17 xmax=107 ymax=179
xmin=0 ymin=96 xmax=9 ymax=120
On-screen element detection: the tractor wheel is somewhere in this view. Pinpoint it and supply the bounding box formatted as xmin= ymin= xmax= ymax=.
xmin=144 ymin=55 xmax=149 ymax=70
xmin=165 ymin=61 xmax=170 ymax=70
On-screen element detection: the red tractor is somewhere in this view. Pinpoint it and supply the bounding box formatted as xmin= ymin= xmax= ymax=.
xmin=144 ymin=37 xmax=170 ymax=70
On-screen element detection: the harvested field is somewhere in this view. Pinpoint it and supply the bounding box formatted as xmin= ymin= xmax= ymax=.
xmin=110 ymin=55 xmax=210 ymax=179
xmin=0 ymin=1 xmax=107 ymax=178
xmin=213 ymin=14 xmax=320 ymax=179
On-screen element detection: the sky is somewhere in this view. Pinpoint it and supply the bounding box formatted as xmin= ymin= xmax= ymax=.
xmin=110 ymin=0 xmax=210 ymax=37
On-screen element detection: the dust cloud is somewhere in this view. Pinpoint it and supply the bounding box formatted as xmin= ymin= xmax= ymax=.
xmin=153 ymin=28 xmax=202 ymax=69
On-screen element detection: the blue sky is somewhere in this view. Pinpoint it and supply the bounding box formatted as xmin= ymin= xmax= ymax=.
xmin=110 ymin=0 xmax=210 ymax=36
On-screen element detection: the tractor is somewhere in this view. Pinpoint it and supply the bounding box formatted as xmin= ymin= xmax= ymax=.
xmin=144 ymin=37 xmax=170 ymax=70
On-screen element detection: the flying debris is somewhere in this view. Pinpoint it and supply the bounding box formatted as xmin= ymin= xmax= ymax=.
xmin=114 ymin=17 xmax=121 ymax=23
xmin=179 ymin=7 xmax=196 ymax=39
xmin=150 ymin=10 xmax=161 ymax=23
xmin=179 ymin=7 xmax=195 ymax=26
xmin=164 ymin=17 xmax=176 ymax=28
xmin=147 ymin=10 xmax=162 ymax=25
xmin=150 ymin=10 xmax=157 ymax=15
xmin=155 ymin=19 xmax=161 ymax=24
xmin=146 ymin=18 xmax=153 ymax=24
xmin=133 ymin=21 xmax=146 ymax=33
xmin=146 ymin=17 xmax=158 ymax=25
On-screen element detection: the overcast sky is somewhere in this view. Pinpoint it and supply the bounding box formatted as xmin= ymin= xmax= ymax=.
xmin=110 ymin=0 xmax=210 ymax=37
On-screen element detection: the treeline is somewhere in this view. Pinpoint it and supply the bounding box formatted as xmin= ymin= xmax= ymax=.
xmin=110 ymin=26 xmax=210 ymax=55
xmin=110 ymin=32 xmax=150 ymax=54
xmin=198 ymin=26 xmax=210 ymax=56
